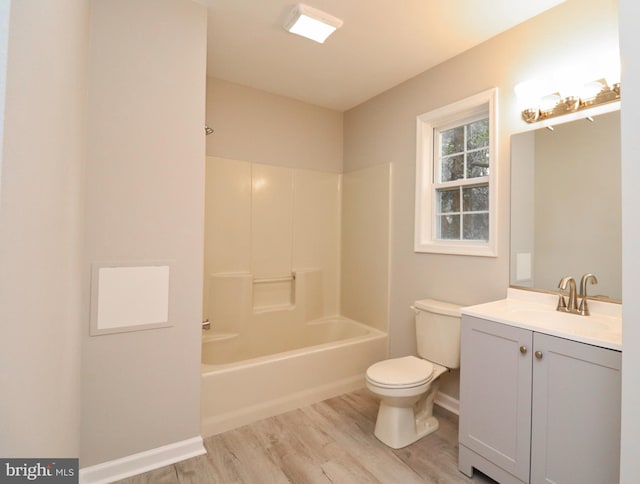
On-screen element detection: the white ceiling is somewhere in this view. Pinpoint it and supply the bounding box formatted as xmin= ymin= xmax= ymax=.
xmin=204 ymin=0 xmax=565 ymax=111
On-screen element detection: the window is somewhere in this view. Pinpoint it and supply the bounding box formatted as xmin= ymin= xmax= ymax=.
xmin=415 ymin=88 xmax=498 ymax=256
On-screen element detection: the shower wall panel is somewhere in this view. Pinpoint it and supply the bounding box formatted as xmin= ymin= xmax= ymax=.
xmin=204 ymin=157 xmax=340 ymax=319
xmin=251 ymin=163 xmax=294 ymax=279
xmin=293 ymin=169 xmax=341 ymax=316
xmin=340 ymin=164 xmax=391 ymax=333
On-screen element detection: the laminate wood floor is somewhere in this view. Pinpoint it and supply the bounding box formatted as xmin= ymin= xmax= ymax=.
xmin=115 ymin=389 xmax=496 ymax=484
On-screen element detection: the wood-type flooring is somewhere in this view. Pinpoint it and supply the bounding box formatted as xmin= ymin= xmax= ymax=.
xmin=115 ymin=389 xmax=496 ymax=484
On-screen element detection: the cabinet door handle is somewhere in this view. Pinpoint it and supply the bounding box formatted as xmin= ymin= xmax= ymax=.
xmin=535 ymin=351 xmax=543 ymax=359
xmin=520 ymin=345 xmax=527 ymax=354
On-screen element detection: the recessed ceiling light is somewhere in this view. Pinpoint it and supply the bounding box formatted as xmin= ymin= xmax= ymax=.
xmin=283 ymin=3 xmax=343 ymax=44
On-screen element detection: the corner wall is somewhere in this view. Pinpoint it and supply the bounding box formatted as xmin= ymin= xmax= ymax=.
xmin=80 ymin=0 xmax=207 ymax=466
xmin=0 ymin=0 xmax=89 ymax=456
xmin=206 ymin=77 xmax=343 ymax=173
xmin=619 ymin=0 xmax=640 ymax=479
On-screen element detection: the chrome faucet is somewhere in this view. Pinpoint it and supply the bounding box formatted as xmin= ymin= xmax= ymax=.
xmin=557 ymin=276 xmax=578 ymax=313
xmin=578 ymin=273 xmax=599 ymax=316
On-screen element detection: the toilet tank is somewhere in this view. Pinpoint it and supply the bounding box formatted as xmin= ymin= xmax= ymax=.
xmin=414 ymin=298 xmax=461 ymax=369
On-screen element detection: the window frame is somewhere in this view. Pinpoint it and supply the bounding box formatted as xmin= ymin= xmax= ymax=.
xmin=414 ymin=88 xmax=498 ymax=257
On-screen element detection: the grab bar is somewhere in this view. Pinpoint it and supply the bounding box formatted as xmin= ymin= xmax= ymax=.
xmin=253 ymin=273 xmax=296 ymax=284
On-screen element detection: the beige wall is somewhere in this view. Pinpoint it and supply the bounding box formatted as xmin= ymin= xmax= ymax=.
xmin=80 ymin=0 xmax=207 ymax=466
xmin=206 ymin=77 xmax=343 ymax=173
xmin=620 ymin=0 xmax=640 ymax=479
xmin=344 ymin=0 xmax=619 ymax=399
xmin=0 ymin=0 xmax=89 ymax=456
xmin=0 ymin=1 xmax=8 ymax=160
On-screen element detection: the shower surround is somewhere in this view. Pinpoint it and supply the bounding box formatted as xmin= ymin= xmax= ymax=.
xmin=201 ymin=157 xmax=391 ymax=435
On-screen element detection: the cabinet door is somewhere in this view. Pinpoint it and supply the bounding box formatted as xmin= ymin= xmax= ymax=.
xmin=459 ymin=316 xmax=533 ymax=482
xmin=531 ymin=333 xmax=621 ymax=484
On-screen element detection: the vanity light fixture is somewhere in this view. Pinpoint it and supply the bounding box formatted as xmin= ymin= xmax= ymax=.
xmin=283 ymin=3 xmax=343 ymax=44
xmin=515 ymin=77 xmax=620 ymax=124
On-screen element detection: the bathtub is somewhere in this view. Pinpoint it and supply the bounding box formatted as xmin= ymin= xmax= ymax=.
xmin=200 ymin=316 xmax=387 ymax=437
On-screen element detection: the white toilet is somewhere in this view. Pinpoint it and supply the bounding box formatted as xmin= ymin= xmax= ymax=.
xmin=366 ymin=298 xmax=461 ymax=449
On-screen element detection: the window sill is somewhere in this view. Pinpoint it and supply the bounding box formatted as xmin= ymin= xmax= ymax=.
xmin=414 ymin=240 xmax=497 ymax=257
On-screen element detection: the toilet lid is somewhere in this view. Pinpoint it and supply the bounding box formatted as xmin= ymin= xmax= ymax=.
xmin=366 ymin=356 xmax=433 ymax=388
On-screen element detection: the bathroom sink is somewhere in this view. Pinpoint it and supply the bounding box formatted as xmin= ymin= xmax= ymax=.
xmin=506 ymin=308 xmax=610 ymax=333
xmin=462 ymin=289 xmax=623 ymax=350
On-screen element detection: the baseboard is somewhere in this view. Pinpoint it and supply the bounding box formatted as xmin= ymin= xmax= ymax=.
xmin=435 ymin=391 xmax=460 ymax=415
xmin=79 ymin=436 xmax=206 ymax=484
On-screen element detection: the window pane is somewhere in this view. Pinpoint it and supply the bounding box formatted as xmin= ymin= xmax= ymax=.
xmin=463 ymin=185 xmax=489 ymax=212
xmin=439 ymin=215 xmax=460 ymax=239
xmin=441 ymin=154 xmax=464 ymax=182
xmin=467 ymin=118 xmax=489 ymax=150
xmin=463 ymin=213 xmax=489 ymax=241
xmin=415 ymin=91 xmax=495 ymax=255
xmin=441 ymin=126 xmax=464 ymax=155
xmin=438 ymin=188 xmax=460 ymax=213
xmin=467 ymin=149 xmax=490 ymax=178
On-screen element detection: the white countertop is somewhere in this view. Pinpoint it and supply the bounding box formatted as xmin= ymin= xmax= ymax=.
xmin=461 ymin=288 xmax=622 ymax=351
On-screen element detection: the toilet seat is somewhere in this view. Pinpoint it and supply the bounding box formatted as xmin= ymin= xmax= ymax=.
xmin=366 ymin=355 xmax=434 ymax=389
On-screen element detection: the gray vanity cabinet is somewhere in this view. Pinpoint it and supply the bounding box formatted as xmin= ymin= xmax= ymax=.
xmin=459 ymin=316 xmax=532 ymax=483
xmin=530 ymin=332 xmax=621 ymax=483
xmin=459 ymin=315 xmax=621 ymax=484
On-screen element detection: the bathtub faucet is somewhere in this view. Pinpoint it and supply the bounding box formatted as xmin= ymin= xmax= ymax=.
xmin=202 ymin=319 xmax=211 ymax=330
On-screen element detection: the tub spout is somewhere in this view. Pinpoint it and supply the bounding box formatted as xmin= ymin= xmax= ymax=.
xmin=202 ymin=319 xmax=211 ymax=330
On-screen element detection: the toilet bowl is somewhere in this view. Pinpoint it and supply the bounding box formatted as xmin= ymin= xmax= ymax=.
xmin=366 ymin=299 xmax=461 ymax=449
xmin=366 ymin=355 xmax=448 ymax=449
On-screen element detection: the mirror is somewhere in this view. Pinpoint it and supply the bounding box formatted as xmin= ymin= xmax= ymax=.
xmin=510 ymin=110 xmax=621 ymax=301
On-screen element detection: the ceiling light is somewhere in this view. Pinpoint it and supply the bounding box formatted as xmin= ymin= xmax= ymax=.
xmin=283 ymin=3 xmax=343 ymax=44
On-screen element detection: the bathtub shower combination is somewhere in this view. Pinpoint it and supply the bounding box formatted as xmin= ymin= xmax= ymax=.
xmin=201 ymin=157 xmax=389 ymax=437
xmin=200 ymin=270 xmax=387 ymax=436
